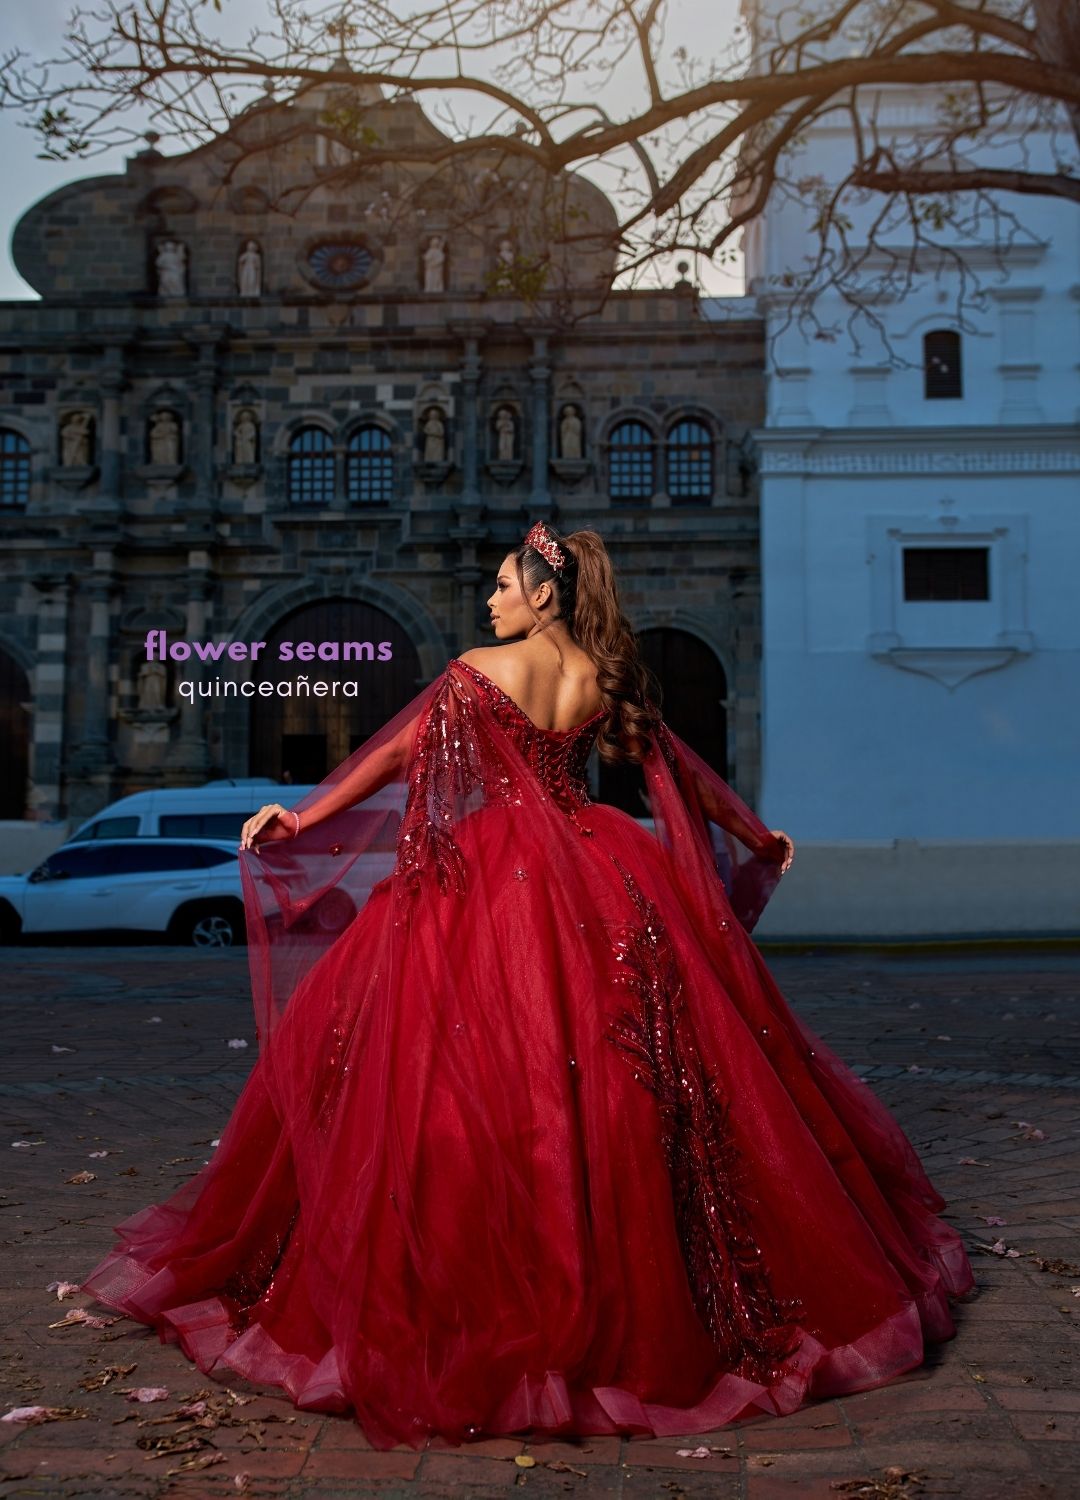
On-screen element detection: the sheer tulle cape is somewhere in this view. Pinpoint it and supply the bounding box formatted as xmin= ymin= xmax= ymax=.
xmin=79 ymin=659 xmax=973 ymax=1451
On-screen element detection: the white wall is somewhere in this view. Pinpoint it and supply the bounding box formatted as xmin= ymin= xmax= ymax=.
xmin=742 ymin=68 xmax=1080 ymax=931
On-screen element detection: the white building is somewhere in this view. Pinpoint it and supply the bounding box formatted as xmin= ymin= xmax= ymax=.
xmin=724 ymin=18 xmax=1080 ymax=938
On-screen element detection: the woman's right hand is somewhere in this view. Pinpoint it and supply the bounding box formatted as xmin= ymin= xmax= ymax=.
xmin=240 ymin=803 xmax=294 ymax=851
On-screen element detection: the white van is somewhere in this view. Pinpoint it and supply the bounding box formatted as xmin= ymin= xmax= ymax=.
xmin=67 ymin=780 xmax=320 ymax=845
xmin=67 ymin=778 xmax=406 ymax=845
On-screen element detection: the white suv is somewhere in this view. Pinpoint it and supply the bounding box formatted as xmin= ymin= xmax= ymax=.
xmin=0 ymin=839 xmax=245 ymax=948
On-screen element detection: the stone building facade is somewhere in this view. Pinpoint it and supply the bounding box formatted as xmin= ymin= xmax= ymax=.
xmin=0 ymin=76 xmax=767 ymax=825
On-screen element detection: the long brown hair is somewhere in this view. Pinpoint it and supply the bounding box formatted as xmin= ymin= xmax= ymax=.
xmin=512 ymin=525 xmax=663 ymax=765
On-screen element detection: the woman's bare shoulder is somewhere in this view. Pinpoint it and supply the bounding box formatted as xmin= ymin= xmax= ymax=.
xmin=454 ymin=646 xmax=525 ymax=696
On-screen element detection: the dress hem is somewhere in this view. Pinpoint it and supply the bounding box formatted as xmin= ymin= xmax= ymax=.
xmin=80 ymin=1238 xmax=969 ymax=1453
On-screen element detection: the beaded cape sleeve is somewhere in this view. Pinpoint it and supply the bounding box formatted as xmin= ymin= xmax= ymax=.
xmin=239 ymin=659 xmax=785 ymax=1044
xmin=642 ymin=719 xmax=787 ymax=936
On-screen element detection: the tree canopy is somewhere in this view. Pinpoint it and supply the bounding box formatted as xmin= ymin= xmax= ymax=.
xmin=4 ymin=1 xmax=1077 ymax=335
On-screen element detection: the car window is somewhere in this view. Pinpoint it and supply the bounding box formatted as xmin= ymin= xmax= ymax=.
xmin=65 ymin=817 xmax=140 ymax=843
xmin=198 ymin=846 xmax=237 ymax=868
xmin=87 ymin=843 xmax=212 ymax=875
xmin=38 ymin=848 xmax=115 ymax=880
xmin=159 ymin=812 xmax=254 ymax=839
xmin=96 ymin=817 xmax=141 ymax=840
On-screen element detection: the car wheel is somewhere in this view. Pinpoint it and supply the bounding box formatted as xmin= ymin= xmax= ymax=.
xmin=171 ymin=902 xmax=246 ymax=949
xmin=0 ymin=903 xmax=21 ymax=944
xmin=312 ymin=887 xmax=357 ymax=934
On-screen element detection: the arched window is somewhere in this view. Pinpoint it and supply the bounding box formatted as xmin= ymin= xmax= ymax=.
xmin=0 ymin=429 xmax=30 ymax=508
xmin=288 ymin=426 xmax=334 ymax=505
xmin=666 ymin=419 xmax=713 ymax=502
xmin=923 ymin=330 xmax=962 ymax=399
xmin=608 ymin=419 xmax=655 ymax=502
xmin=347 ymin=425 xmax=393 ymax=505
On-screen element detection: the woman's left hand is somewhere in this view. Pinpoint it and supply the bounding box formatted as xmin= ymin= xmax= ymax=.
xmin=771 ymin=830 xmax=795 ymax=875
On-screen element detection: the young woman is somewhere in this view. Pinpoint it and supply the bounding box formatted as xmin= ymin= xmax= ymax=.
xmin=80 ymin=521 xmax=973 ymax=1451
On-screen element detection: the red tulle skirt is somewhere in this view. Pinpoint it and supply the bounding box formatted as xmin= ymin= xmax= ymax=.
xmin=81 ymin=796 xmax=973 ymax=1451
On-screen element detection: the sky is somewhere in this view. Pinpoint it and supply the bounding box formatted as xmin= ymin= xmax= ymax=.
xmin=0 ymin=0 xmax=746 ymax=300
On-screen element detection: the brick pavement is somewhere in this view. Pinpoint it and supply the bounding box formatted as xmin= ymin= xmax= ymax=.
xmin=0 ymin=943 xmax=1078 ymax=1499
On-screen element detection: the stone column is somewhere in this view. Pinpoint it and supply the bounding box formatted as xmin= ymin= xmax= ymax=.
xmin=98 ymin=343 xmax=127 ymax=512
xmin=191 ymin=332 xmax=223 ymax=516
xmin=528 ymin=329 xmax=553 ymax=516
xmin=67 ymin=550 xmax=116 ymax=804
xmin=28 ymin=574 xmax=73 ymax=822
xmin=460 ymin=332 xmax=482 ymax=506
xmin=730 ymin=565 xmax=763 ymax=810
xmin=166 ymin=551 xmax=213 ymax=782
xmin=450 ymin=507 xmax=490 ymax=651
xmin=448 ymin=326 xmax=489 ymax=648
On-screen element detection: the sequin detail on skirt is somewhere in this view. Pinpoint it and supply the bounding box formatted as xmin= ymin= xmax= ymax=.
xmin=219 ymin=1203 xmax=300 ymax=1318
xmin=601 ymin=852 xmax=804 ymax=1382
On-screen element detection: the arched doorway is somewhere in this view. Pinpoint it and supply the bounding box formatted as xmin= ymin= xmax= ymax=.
xmin=597 ymin=629 xmax=728 ymax=816
xmin=249 ymin=600 xmax=422 ymax=783
xmin=0 ymin=647 xmax=30 ymax=818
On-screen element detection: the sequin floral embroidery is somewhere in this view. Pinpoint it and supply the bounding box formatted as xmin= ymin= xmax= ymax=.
xmin=393 ymin=670 xmax=483 ymax=897
xmin=602 ymin=852 xmax=803 ymax=1381
xmin=451 ymin=659 xmax=602 ymax=836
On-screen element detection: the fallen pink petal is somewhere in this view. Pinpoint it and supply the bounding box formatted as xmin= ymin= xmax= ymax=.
xmin=119 ymin=1386 xmax=170 ymax=1403
xmin=48 ymin=1308 xmax=117 ymax=1330
xmin=1 ymin=1406 xmax=49 ymax=1424
xmin=45 ymin=1280 xmax=82 ymax=1300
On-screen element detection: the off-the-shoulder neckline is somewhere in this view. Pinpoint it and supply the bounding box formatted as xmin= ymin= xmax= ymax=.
xmin=450 ymin=657 xmax=607 ymax=737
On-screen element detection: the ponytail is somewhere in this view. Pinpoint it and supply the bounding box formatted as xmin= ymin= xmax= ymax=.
xmin=513 ymin=526 xmax=662 ymax=765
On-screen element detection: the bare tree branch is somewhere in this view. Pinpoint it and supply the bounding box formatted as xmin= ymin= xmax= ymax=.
xmin=1 ymin=0 xmax=1077 ymax=347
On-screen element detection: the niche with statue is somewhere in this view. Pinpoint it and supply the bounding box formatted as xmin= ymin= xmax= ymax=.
xmin=50 ymin=408 xmax=99 ymax=490
xmin=486 ymin=400 xmax=523 ymax=484
xmin=223 ymin=397 xmax=263 ymax=486
xmin=414 ymin=386 xmax=454 ymax=485
xmin=550 ymin=389 xmax=590 ymax=484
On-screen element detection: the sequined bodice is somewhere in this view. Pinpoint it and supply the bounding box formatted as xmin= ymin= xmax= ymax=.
xmin=451 ymin=658 xmax=605 ymax=830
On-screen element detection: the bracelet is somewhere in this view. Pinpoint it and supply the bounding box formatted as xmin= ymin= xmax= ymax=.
xmin=286 ymin=808 xmax=301 ymax=838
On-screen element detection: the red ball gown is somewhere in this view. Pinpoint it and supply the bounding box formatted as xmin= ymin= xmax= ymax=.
xmin=81 ymin=657 xmax=973 ymax=1451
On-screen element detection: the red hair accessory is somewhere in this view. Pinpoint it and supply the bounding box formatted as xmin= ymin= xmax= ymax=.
xmin=523 ymin=521 xmax=566 ymax=575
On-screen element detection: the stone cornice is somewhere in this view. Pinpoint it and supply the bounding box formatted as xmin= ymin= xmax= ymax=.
xmin=753 ymin=425 xmax=1080 ymax=475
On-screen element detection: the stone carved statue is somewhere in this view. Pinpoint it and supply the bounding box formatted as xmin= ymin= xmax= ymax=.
xmin=155 ymin=239 xmax=187 ymax=297
xmin=60 ymin=411 xmax=93 ymax=467
xmin=136 ymin=660 xmax=167 ymax=712
xmin=494 ymin=406 xmax=516 ymax=462
xmin=422 ymin=235 xmax=446 ymax=292
xmin=237 ymin=240 xmax=262 ymax=297
xmin=149 ymin=410 xmax=181 ymax=466
xmin=232 ymin=408 xmax=259 ymax=465
xmin=422 ymin=407 xmax=446 ymax=464
xmin=559 ymin=404 xmax=583 ymax=460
